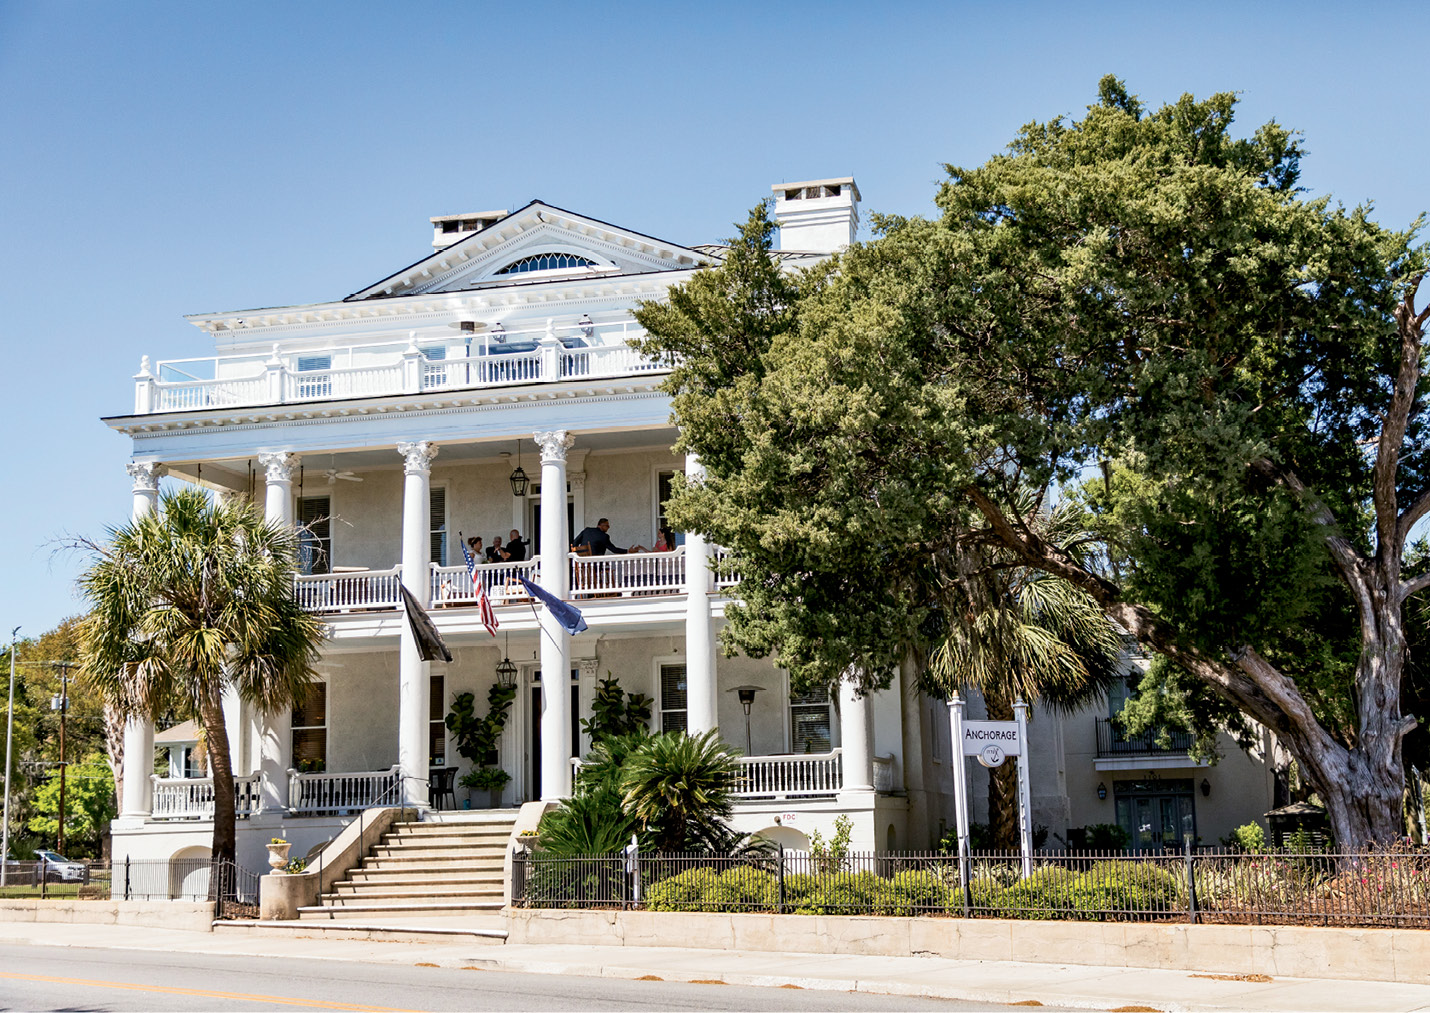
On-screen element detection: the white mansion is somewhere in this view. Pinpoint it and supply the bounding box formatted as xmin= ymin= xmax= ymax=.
xmin=106 ymin=179 xmax=1274 ymax=873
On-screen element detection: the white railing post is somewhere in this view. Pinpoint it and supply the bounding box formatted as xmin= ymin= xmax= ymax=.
xmin=538 ymin=319 xmax=562 ymax=382
xmin=401 ymin=333 xmax=422 ymax=393
xmin=133 ymin=356 xmax=156 ymax=414
xmin=264 ymin=344 xmax=285 ymax=403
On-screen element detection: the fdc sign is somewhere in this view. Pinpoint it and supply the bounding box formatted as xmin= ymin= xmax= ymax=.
xmin=961 ymin=720 xmax=1022 ymax=768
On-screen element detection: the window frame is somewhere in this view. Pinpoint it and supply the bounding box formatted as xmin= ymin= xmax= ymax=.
xmin=296 ymin=495 xmax=332 ymax=576
xmin=654 ymin=657 xmax=687 ymax=735
xmin=291 ymin=679 xmax=328 ymax=774
xmin=787 ymin=679 xmax=833 ymax=755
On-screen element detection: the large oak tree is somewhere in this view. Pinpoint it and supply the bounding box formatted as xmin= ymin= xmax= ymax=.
xmin=636 ymin=78 xmax=1430 ymax=849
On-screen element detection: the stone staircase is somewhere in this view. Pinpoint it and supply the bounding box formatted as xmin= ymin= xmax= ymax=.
xmin=296 ymin=811 xmax=515 ymax=935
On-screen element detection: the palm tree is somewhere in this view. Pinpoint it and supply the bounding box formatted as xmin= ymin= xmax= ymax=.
xmin=931 ymin=505 xmax=1123 ymax=850
xmin=620 ymin=730 xmax=741 ymax=853
xmin=77 ymin=487 xmax=326 ymax=870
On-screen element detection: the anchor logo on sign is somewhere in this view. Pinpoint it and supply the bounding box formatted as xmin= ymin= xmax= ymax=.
xmin=977 ymin=743 xmax=1007 ymax=768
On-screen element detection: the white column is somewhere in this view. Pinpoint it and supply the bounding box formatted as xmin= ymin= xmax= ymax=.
xmin=839 ymin=672 xmax=874 ymax=792
xmin=683 ymin=453 xmax=718 ymax=735
xmin=256 ymin=451 xmax=300 ymax=811
xmin=535 ymin=429 xmax=573 ymax=800
xmin=397 ymin=441 xmax=438 ymax=805
xmin=258 ymin=451 xmax=298 ymax=527
xmin=120 ymin=461 xmax=163 ymax=817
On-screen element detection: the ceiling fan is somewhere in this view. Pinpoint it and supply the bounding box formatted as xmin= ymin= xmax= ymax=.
xmin=325 ymin=468 xmax=362 ymax=484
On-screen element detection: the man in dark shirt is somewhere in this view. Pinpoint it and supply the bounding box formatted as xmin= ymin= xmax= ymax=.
xmin=572 ymin=518 xmax=626 ymax=556
xmin=486 ymin=535 xmax=505 ymax=563
xmin=504 ymin=529 xmax=528 ymax=562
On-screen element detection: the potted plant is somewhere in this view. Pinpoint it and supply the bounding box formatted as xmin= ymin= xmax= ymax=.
xmin=265 ymin=837 xmax=291 ymax=872
xmin=459 ymin=766 xmax=511 ymax=808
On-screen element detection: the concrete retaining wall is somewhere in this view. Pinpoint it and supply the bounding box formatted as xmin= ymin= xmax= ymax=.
xmin=0 ymin=899 xmax=214 ymax=932
xmin=507 ymin=908 xmax=1430 ymax=984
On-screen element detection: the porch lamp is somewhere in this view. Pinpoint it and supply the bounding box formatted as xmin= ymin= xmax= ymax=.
xmin=729 ymin=685 xmax=763 ymax=756
xmin=1097 ymin=782 xmax=1108 ymax=800
xmin=495 ymin=657 xmax=518 ymax=688
xmin=489 ymin=322 xmax=506 ymax=344
xmin=577 ymin=314 xmax=595 ymax=339
xmin=508 ymin=443 xmax=529 ymax=498
xmin=1201 ymin=777 xmax=1211 ymax=797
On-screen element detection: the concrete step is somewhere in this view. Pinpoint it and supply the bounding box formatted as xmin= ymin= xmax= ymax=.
xmin=376 ymin=834 xmax=508 ymax=850
xmin=299 ymin=899 xmax=504 ymax=915
xmin=390 ymin=822 xmax=515 ymax=837
xmin=338 ymin=871 xmax=504 ymax=888
xmin=361 ymin=852 xmax=504 ymax=867
xmin=215 ymin=919 xmax=508 ymax=945
xmin=323 ymin=885 xmax=503 ymax=902
xmin=368 ymin=845 xmax=506 ymax=861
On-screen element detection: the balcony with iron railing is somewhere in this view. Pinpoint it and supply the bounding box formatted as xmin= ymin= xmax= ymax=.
xmin=133 ymin=320 xmax=668 ymax=415
xmin=1094 ymin=717 xmax=1196 ymax=761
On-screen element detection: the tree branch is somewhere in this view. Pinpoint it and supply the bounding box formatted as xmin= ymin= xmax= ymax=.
xmin=1401 ymin=570 xmax=1430 ymax=603
xmin=1375 ymin=278 xmax=1428 ymax=577
xmin=1249 ymin=457 xmax=1373 ymax=604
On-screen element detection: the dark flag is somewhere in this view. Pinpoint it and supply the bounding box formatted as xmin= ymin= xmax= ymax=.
xmin=400 ymin=584 xmax=453 ymax=662
xmin=518 ymin=577 xmax=588 ymax=635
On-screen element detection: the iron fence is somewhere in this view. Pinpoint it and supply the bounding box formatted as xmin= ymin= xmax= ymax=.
xmin=1 ymin=858 xmax=260 ymax=918
xmin=512 ymin=846 xmax=1430 ymax=927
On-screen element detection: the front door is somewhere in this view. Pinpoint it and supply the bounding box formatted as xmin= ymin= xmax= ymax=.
xmin=1114 ymin=778 xmax=1196 ymax=851
xmin=530 ymin=501 xmax=575 ymax=556
xmin=527 ymin=673 xmax=580 ymax=801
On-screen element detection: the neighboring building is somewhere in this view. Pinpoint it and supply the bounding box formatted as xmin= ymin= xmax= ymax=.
xmin=107 ymin=178 xmax=1272 ymax=873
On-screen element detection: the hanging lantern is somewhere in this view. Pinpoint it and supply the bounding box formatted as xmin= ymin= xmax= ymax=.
xmin=509 ymin=441 xmax=529 ymax=497
xmin=495 ymin=657 xmax=517 ymax=687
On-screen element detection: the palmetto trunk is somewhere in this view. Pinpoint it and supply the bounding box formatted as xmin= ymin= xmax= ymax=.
xmin=984 ymin=692 xmax=1020 ymax=850
xmin=197 ymin=687 xmax=236 ymax=890
xmin=102 ymin=702 xmax=126 ymax=817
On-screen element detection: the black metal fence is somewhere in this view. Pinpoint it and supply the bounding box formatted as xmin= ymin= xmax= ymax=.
xmin=0 ymin=859 xmax=260 ymax=918
xmin=512 ymin=847 xmax=1430 ymax=927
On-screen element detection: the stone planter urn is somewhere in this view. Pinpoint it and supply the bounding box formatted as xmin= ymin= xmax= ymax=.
xmin=266 ymin=840 xmax=292 ymax=872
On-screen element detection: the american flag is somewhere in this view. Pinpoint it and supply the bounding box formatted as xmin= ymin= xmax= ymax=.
xmin=461 ymin=535 xmax=498 ymax=637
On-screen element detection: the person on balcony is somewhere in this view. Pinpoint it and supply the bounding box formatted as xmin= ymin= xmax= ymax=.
xmin=486 ymin=534 xmax=505 ymax=563
xmin=573 ymin=518 xmax=643 ymax=556
xmin=653 ymin=527 xmax=675 ymax=552
xmin=504 ymin=530 xmax=529 ymax=562
xmin=467 ymin=536 xmax=484 ymax=561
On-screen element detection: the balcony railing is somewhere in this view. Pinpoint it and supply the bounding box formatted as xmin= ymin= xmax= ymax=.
xmin=711 ymin=545 xmax=741 ymax=588
xmin=433 ymin=559 xmax=541 ymax=604
xmin=137 ymin=320 xmax=664 ymax=414
xmin=1094 ymin=717 xmax=1195 ymax=759
xmin=734 ymin=750 xmax=843 ymax=798
xmin=293 ymin=566 xmax=403 ymax=613
xmin=571 ymin=548 xmax=685 ymax=598
xmin=288 ymin=764 xmax=401 ymax=815
xmin=150 ymin=774 xmax=262 ymax=820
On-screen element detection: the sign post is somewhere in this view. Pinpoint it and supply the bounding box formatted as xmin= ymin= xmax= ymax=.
xmin=949 ymin=696 xmax=1034 ymax=879
xmin=947 ymin=694 xmax=971 ymax=912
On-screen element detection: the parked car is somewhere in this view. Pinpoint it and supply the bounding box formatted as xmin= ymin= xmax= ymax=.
xmin=33 ymin=850 xmax=88 ymax=885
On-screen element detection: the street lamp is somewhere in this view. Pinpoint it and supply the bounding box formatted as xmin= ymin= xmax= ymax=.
xmin=48 ymin=662 xmax=74 ymax=856
xmin=728 ymin=685 xmax=763 ymax=756
xmin=1 ymin=627 xmax=17 ymax=884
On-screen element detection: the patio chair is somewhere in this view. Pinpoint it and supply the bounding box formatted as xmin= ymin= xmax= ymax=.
xmin=428 ymin=766 xmax=457 ymax=810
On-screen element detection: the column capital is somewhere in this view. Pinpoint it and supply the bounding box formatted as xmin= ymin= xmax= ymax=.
xmin=533 ymin=430 xmax=575 ymax=464
xmin=578 ymin=657 xmax=600 ymax=679
xmin=258 ymin=451 xmax=300 ymax=485
xmin=397 ymin=441 xmax=438 ymax=475
xmin=125 ymin=460 xmax=165 ymax=493
xmin=568 ymin=470 xmax=587 ymax=492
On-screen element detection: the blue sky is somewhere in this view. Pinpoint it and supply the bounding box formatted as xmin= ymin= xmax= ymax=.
xmin=0 ymin=0 xmax=1426 ymax=638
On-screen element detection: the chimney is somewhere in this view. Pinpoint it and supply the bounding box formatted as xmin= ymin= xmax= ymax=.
xmin=771 ymin=177 xmax=860 ymax=253
xmin=430 ymin=210 xmax=509 ymax=250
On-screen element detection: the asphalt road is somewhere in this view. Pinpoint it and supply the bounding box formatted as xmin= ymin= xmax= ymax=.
xmin=0 ymin=943 xmax=1054 ymax=1012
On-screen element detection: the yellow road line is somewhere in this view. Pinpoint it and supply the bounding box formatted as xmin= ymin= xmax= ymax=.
xmin=0 ymin=970 xmax=422 ymax=1011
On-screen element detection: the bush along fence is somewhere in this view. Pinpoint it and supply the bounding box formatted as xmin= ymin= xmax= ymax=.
xmin=511 ymin=846 xmax=1430 ymax=927
xmin=0 ymin=859 xmax=261 ymax=918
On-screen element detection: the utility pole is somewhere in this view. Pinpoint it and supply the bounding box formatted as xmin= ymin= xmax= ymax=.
xmin=50 ymin=663 xmax=74 ymax=856
xmin=1 ymin=627 xmax=17 ymax=885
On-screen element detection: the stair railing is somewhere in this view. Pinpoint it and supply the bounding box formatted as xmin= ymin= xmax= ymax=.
xmin=312 ymin=773 xmax=429 ymax=903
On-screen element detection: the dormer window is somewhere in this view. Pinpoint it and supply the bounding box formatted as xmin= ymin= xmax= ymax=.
xmin=495 ymin=253 xmax=597 ymax=275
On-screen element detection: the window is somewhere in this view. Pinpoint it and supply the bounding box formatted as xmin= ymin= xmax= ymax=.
xmin=429 ymin=673 xmax=446 ymax=767
xmin=292 ymin=682 xmax=327 ymax=773
xmin=297 ymin=496 xmax=331 ymax=575
xmin=420 ymin=345 xmax=447 ymax=390
xmin=495 ymin=253 xmax=596 ymax=275
xmin=430 ymin=486 xmax=447 ymax=566
xmin=791 ymin=686 xmax=832 ymax=754
xmin=655 ymin=471 xmax=686 ymax=548
xmin=659 ymin=664 xmax=687 ymax=734
xmin=295 ymin=354 xmax=332 ymax=399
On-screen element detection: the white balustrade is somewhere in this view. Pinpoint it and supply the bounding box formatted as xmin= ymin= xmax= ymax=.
xmin=288 ymin=764 xmax=401 ymax=814
xmin=872 ymin=754 xmax=896 ymax=793
xmin=571 ymin=548 xmax=686 ymax=598
xmin=150 ymin=774 xmax=262 ymax=819
xmin=293 ymin=566 xmax=402 ymax=612
xmin=431 ymin=559 xmax=540 ymax=605
xmin=734 ymin=749 xmax=843 ymax=798
xmin=711 ymin=545 xmax=741 ymax=588
xmin=142 ymin=321 xmax=664 ymax=414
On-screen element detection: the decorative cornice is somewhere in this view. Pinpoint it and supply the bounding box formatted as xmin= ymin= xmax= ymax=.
xmin=257 ymin=451 xmax=300 ymax=484
xmin=533 ymin=430 xmax=575 ymax=464
xmin=568 ymin=471 xmax=586 ymax=491
xmin=578 ymin=657 xmax=600 ymax=679
xmin=126 ymin=460 xmax=165 ymax=492
xmin=397 ymin=441 xmax=438 ymax=475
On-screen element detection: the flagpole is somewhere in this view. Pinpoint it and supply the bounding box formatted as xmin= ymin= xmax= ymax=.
xmin=2 ymin=627 xmax=18 ymax=884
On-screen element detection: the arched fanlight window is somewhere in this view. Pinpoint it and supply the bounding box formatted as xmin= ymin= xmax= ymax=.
xmin=494 ymin=252 xmax=598 ymax=275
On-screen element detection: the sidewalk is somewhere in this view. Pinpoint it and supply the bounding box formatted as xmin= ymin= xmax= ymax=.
xmin=0 ymin=918 xmax=1426 ymax=1012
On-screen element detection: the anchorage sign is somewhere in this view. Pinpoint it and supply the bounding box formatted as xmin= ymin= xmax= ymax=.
xmin=961 ymin=720 xmax=1022 ymax=768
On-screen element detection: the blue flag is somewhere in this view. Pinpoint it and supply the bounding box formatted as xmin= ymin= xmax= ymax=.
xmin=519 ymin=577 xmax=588 ymax=635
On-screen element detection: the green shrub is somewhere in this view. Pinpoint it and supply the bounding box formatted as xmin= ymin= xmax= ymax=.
xmin=1222 ymin=822 xmax=1267 ymax=853
xmin=993 ymin=865 xmax=1078 ymax=919
xmin=792 ymin=870 xmax=885 ymax=915
xmin=643 ymin=866 xmax=720 ymax=911
xmin=709 ymin=866 xmax=778 ymax=910
xmin=1070 ymin=860 xmax=1184 ymax=916
xmin=877 ymin=869 xmax=949 ymax=916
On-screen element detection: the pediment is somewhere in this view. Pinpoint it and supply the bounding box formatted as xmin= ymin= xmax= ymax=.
xmin=346 ymin=202 xmax=711 ymax=301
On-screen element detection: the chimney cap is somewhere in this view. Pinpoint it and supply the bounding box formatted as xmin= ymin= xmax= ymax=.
xmin=772 ymin=177 xmax=860 ymax=202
